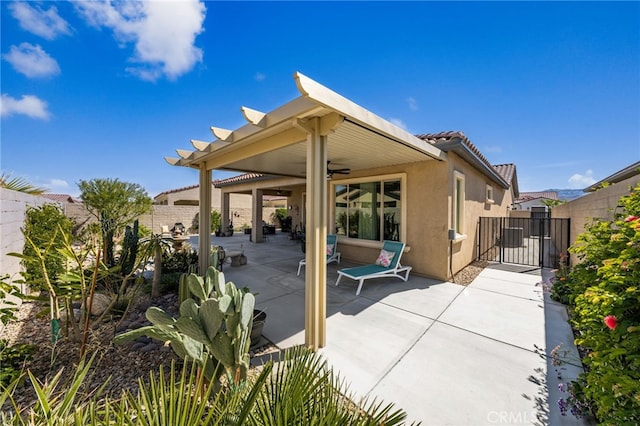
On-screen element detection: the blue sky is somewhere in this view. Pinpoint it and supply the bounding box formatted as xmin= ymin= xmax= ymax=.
xmin=2 ymin=1 xmax=639 ymax=198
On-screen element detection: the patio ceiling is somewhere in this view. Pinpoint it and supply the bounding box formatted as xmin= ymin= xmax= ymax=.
xmin=166 ymin=72 xmax=447 ymax=176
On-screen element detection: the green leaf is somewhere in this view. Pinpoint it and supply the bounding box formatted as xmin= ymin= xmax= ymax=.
xmin=200 ymin=299 xmax=223 ymax=341
xmin=146 ymin=307 xmax=176 ymax=326
xmin=219 ymin=294 xmax=233 ymax=314
xmin=175 ymin=317 xmax=211 ymax=346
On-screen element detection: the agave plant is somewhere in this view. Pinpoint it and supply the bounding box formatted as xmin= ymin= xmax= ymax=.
xmin=0 ymin=347 xmax=413 ymax=425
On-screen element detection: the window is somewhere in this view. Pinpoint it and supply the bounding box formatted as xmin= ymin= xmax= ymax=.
xmin=453 ymin=171 xmax=465 ymax=236
xmin=486 ymin=184 xmax=494 ymax=204
xmin=333 ymin=174 xmax=404 ymax=242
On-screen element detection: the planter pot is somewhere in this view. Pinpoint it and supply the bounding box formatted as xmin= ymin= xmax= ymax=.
xmin=244 ymin=228 xmax=252 ymax=234
xmin=250 ymin=309 xmax=267 ymax=347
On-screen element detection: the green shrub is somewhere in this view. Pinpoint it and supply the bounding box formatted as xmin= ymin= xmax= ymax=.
xmin=563 ymin=183 xmax=640 ymax=424
xmin=0 ymin=340 xmax=37 ymax=387
xmin=162 ymin=249 xmax=198 ymax=274
xmin=20 ymin=204 xmax=74 ymax=290
xmin=159 ymin=271 xmax=182 ymax=294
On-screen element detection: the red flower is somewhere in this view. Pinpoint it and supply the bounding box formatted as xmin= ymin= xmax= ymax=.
xmin=624 ymin=215 xmax=639 ymax=222
xmin=604 ymin=315 xmax=618 ymax=330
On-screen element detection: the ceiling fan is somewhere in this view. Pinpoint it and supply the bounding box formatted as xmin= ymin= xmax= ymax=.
xmin=327 ymin=161 xmax=350 ymax=179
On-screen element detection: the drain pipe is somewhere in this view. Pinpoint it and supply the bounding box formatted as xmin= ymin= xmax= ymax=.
xmin=448 ymin=229 xmax=456 ymax=283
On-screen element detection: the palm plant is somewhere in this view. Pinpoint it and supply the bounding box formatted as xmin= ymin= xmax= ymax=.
xmin=0 ymin=347 xmax=413 ymax=425
xmin=0 ymin=172 xmax=47 ymax=194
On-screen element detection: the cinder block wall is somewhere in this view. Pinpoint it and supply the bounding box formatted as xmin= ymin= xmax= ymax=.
xmin=0 ymin=188 xmax=58 ymax=283
xmin=63 ymin=204 xmax=280 ymax=235
xmin=553 ymin=175 xmax=640 ymax=265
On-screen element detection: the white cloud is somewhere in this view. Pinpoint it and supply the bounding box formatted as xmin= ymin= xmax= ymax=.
xmin=389 ymin=118 xmax=407 ymax=129
xmin=255 ymin=72 xmax=266 ymax=82
xmin=407 ymin=96 xmax=418 ymax=111
xmin=45 ymin=178 xmax=70 ymax=191
xmin=483 ymin=145 xmax=502 ymax=153
xmin=75 ymin=0 xmax=206 ymax=81
xmin=3 ymin=43 xmax=60 ymax=78
xmin=1 ymin=94 xmax=50 ymax=120
xmin=8 ymin=2 xmax=71 ymax=40
xmin=568 ymin=169 xmax=596 ymax=189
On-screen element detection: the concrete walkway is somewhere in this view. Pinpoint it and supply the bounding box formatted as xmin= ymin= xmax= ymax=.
xmin=206 ymin=232 xmax=588 ymax=425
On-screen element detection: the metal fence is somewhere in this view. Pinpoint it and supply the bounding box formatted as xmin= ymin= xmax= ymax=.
xmin=477 ymin=217 xmax=571 ymax=268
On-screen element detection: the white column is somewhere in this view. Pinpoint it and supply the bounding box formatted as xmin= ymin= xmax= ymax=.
xmin=304 ymin=117 xmax=327 ymax=349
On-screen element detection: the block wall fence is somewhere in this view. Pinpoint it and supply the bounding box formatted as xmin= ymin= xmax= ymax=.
xmin=1 ymin=188 xmax=281 ymax=282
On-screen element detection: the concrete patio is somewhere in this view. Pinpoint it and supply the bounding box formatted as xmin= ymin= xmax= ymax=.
xmin=197 ymin=231 xmax=589 ymax=425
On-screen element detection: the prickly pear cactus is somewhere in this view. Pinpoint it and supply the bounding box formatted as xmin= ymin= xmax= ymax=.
xmin=114 ymin=266 xmax=255 ymax=385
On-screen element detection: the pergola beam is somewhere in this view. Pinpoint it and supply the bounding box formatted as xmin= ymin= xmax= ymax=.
xmin=241 ymin=106 xmax=268 ymax=128
xmin=211 ymin=126 xmax=234 ymax=141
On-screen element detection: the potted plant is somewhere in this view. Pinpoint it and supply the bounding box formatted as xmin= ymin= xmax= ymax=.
xmin=251 ymin=309 xmax=267 ymax=347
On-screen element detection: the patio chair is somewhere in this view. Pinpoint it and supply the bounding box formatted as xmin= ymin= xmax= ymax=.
xmin=297 ymin=234 xmax=341 ymax=276
xmin=335 ymin=240 xmax=412 ymax=295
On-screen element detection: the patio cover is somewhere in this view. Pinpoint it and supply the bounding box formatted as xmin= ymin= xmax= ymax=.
xmin=166 ymin=72 xmax=447 ymax=349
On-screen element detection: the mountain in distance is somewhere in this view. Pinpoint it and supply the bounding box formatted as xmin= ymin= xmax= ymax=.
xmin=544 ymin=189 xmax=586 ymax=201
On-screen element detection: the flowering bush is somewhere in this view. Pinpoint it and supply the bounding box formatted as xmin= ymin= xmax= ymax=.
xmin=563 ymin=183 xmax=640 ymax=424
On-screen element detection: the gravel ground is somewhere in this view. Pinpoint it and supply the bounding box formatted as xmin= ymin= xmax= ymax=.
xmin=0 ymin=291 xmax=276 ymax=413
xmin=1 ymin=261 xmax=485 ymax=412
xmin=453 ymin=260 xmax=488 ymax=285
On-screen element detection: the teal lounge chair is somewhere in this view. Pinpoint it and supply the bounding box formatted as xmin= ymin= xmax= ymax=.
xmin=297 ymin=234 xmax=341 ymax=276
xmin=336 ymin=240 xmax=412 ymax=295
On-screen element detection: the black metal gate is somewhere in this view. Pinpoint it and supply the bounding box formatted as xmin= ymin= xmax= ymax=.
xmin=477 ymin=216 xmax=571 ymax=268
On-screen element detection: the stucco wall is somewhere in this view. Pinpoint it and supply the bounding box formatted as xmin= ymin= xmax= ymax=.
xmin=552 ymin=175 xmax=640 ymax=265
xmin=448 ymin=153 xmax=513 ymax=279
xmin=323 ymin=154 xmax=513 ymax=281
xmin=0 ymin=188 xmax=59 ymax=283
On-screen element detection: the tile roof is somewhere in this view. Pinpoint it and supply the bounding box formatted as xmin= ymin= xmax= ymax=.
xmin=416 ymin=131 xmax=494 ymax=170
xmin=42 ymin=194 xmax=78 ymax=203
xmin=214 ymin=173 xmax=266 ymax=187
xmin=415 ymin=131 xmax=513 ymax=190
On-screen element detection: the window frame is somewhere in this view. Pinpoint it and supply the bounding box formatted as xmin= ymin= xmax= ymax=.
xmin=485 ymin=184 xmax=494 ymax=204
xmin=330 ymin=172 xmax=407 ymax=245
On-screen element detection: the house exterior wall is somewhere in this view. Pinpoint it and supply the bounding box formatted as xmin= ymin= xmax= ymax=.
xmin=324 ymin=154 xmax=513 ymax=281
xmin=155 ymin=186 xmax=253 ymax=209
xmin=513 ymin=198 xmax=551 ymax=211
xmin=447 ymin=153 xmax=513 ymax=279
xmin=552 ymin=174 xmax=640 ymax=266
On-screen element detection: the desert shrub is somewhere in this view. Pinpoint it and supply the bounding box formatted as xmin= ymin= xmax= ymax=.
xmin=159 ymin=272 xmax=182 ymax=294
xmin=20 ymin=204 xmax=74 ymax=290
xmin=562 ymin=183 xmax=640 ymax=424
xmin=162 ymin=249 xmax=198 ymax=274
xmin=0 ymin=340 xmax=37 ymax=387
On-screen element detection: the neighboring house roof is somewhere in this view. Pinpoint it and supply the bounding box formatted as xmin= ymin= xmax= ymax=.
xmin=154 ymin=183 xmax=200 ymax=200
xmin=585 ymin=161 xmax=640 ymax=192
xmin=214 ymin=173 xmax=275 ymax=188
xmin=515 ymin=191 xmax=558 ymax=204
xmin=416 ymin=131 xmax=511 ymax=190
xmin=42 ymin=194 xmax=78 ymax=203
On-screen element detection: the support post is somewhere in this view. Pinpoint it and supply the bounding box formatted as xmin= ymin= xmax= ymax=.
xmin=303 ymin=117 xmax=327 ymax=350
xmin=198 ymin=166 xmax=211 ymax=275
xmin=221 ymin=192 xmax=230 ymax=235
xmin=251 ymin=188 xmax=264 ymax=243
